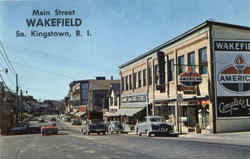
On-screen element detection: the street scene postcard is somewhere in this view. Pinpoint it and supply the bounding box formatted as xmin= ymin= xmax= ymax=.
xmin=0 ymin=0 xmax=250 ymax=159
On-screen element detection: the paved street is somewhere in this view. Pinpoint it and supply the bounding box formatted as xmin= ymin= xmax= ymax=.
xmin=1 ymin=118 xmax=250 ymax=159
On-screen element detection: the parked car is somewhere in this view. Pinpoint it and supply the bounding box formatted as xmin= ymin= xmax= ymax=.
xmin=28 ymin=126 xmax=41 ymax=134
xmin=11 ymin=123 xmax=29 ymax=135
xmin=81 ymin=119 xmax=106 ymax=135
xmin=136 ymin=116 xmax=173 ymax=137
xmin=107 ymin=121 xmax=123 ymax=135
xmin=50 ymin=117 xmax=57 ymax=121
xmin=41 ymin=125 xmax=58 ymax=136
xmin=64 ymin=117 xmax=71 ymax=122
xmin=39 ymin=118 xmax=46 ymax=123
xmin=72 ymin=120 xmax=81 ymax=126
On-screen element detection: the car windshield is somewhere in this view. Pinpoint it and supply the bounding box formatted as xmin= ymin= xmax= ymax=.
xmin=149 ymin=118 xmax=164 ymax=122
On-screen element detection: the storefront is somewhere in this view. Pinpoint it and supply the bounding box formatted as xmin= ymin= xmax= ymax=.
xmin=119 ymin=20 xmax=250 ymax=133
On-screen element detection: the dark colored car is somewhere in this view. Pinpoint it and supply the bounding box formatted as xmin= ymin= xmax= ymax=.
xmin=81 ymin=119 xmax=106 ymax=135
xmin=39 ymin=118 xmax=46 ymax=123
xmin=41 ymin=125 xmax=58 ymax=136
xmin=50 ymin=117 xmax=57 ymax=121
xmin=72 ymin=120 xmax=81 ymax=125
xmin=11 ymin=123 xmax=29 ymax=135
xmin=28 ymin=126 xmax=41 ymax=134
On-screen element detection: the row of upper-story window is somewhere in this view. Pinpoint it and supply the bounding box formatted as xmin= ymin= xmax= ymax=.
xmin=121 ymin=47 xmax=208 ymax=91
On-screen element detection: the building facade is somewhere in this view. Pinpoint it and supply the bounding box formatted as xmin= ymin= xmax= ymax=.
xmin=66 ymin=77 xmax=120 ymax=116
xmin=119 ymin=20 xmax=250 ymax=133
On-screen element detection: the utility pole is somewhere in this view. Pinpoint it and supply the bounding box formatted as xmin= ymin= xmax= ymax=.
xmin=16 ymin=73 xmax=19 ymax=123
xmin=0 ymin=82 xmax=3 ymax=135
xmin=20 ymin=89 xmax=23 ymax=121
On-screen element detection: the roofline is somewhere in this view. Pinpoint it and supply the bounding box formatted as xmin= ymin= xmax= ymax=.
xmin=119 ymin=20 xmax=250 ymax=69
xmin=69 ymin=79 xmax=120 ymax=88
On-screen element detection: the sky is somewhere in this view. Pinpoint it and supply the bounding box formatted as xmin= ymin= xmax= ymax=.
xmin=0 ymin=0 xmax=249 ymax=100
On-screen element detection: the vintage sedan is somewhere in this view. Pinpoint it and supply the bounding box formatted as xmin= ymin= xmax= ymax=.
xmin=11 ymin=123 xmax=29 ymax=135
xmin=41 ymin=125 xmax=58 ymax=136
xmin=136 ymin=116 xmax=173 ymax=137
xmin=107 ymin=121 xmax=123 ymax=135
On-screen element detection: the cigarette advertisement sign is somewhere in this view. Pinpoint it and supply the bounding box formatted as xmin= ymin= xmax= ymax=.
xmin=215 ymin=40 xmax=250 ymax=117
xmin=217 ymin=97 xmax=250 ymax=117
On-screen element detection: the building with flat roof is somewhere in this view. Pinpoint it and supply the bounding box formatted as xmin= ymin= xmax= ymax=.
xmin=119 ymin=20 xmax=250 ymax=133
xmin=66 ymin=77 xmax=120 ymax=117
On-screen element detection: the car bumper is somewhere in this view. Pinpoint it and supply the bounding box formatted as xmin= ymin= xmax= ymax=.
xmin=150 ymin=129 xmax=173 ymax=134
xmin=89 ymin=129 xmax=106 ymax=132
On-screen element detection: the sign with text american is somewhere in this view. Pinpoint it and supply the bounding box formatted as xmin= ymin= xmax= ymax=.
xmin=215 ymin=41 xmax=250 ymax=96
xmin=214 ymin=40 xmax=250 ymax=117
xmin=179 ymin=67 xmax=202 ymax=87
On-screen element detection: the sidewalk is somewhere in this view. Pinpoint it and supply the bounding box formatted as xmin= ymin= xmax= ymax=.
xmin=179 ymin=131 xmax=250 ymax=146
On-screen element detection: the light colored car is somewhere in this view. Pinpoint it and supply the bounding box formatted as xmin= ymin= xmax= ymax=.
xmin=136 ymin=116 xmax=173 ymax=137
xmin=107 ymin=121 xmax=123 ymax=135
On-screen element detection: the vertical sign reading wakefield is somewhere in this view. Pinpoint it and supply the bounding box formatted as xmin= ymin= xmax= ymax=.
xmin=215 ymin=41 xmax=250 ymax=117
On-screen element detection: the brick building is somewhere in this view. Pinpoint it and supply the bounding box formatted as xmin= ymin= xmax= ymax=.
xmin=119 ymin=20 xmax=250 ymax=133
xmin=66 ymin=77 xmax=120 ymax=117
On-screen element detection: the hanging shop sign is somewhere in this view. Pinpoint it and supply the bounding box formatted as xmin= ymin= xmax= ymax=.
xmin=217 ymin=97 xmax=250 ymax=117
xmin=177 ymin=85 xmax=197 ymax=94
xmin=179 ymin=67 xmax=202 ymax=87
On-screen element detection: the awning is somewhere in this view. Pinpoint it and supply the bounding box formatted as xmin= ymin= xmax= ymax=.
xmin=115 ymin=107 xmax=145 ymax=117
xmin=104 ymin=112 xmax=119 ymax=117
xmin=153 ymin=96 xmax=209 ymax=104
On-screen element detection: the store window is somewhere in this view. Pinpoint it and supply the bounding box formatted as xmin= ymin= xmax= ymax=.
xmin=121 ymin=77 xmax=124 ymax=91
xmin=125 ymin=76 xmax=128 ymax=90
xmin=138 ymin=71 xmax=142 ymax=88
xmin=133 ymin=72 xmax=137 ymax=89
xmin=154 ymin=65 xmax=159 ymax=84
xmin=129 ymin=74 xmax=132 ymax=90
xmin=178 ymin=55 xmax=184 ymax=74
xmin=148 ymin=67 xmax=152 ymax=85
xmin=168 ymin=59 xmax=174 ymax=81
xmin=188 ymin=52 xmax=195 ymax=72
xmin=81 ymin=82 xmax=88 ymax=105
xmin=143 ymin=69 xmax=146 ymax=86
xmin=199 ymin=47 xmax=208 ymax=74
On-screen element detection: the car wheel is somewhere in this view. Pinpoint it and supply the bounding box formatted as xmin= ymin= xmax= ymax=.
xmin=166 ymin=129 xmax=170 ymax=136
xmin=138 ymin=131 xmax=142 ymax=136
xmin=147 ymin=131 xmax=151 ymax=137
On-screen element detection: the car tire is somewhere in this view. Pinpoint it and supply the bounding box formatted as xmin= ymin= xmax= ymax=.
xmin=147 ymin=131 xmax=151 ymax=137
xmin=138 ymin=132 xmax=142 ymax=136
